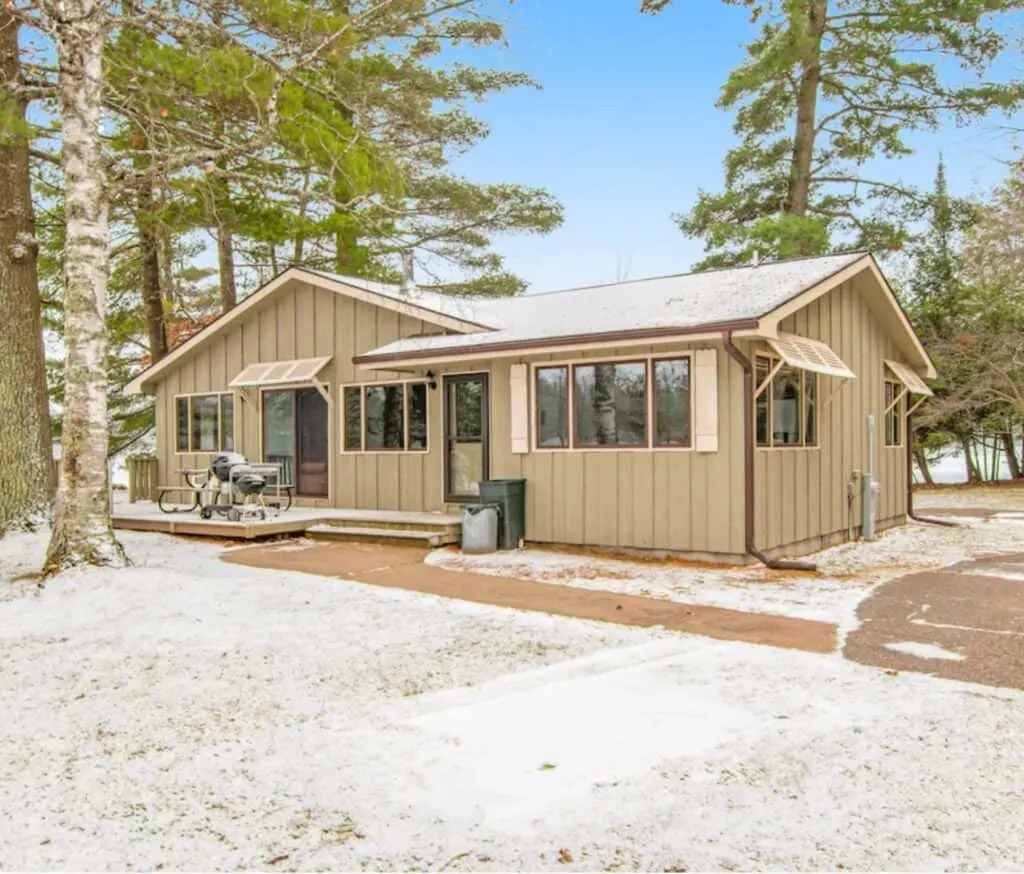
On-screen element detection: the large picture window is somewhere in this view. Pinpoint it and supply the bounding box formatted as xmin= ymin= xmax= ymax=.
xmin=341 ymin=382 xmax=429 ymax=453
xmin=884 ymin=379 xmax=903 ymax=447
xmin=175 ymin=393 xmax=234 ymax=453
xmin=754 ymin=354 xmax=816 ymax=448
xmin=532 ymin=356 xmax=692 ymax=450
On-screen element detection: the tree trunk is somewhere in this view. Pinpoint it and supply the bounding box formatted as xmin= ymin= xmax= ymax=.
xmin=43 ymin=0 xmax=126 ymax=575
xmin=914 ymin=447 xmax=933 ymax=485
xmin=1002 ymin=430 xmax=1022 ymax=479
xmin=960 ymin=434 xmax=981 ymax=484
xmin=136 ymin=167 xmax=167 ymax=361
xmin=0 ymin=11 xmax=55 ymax=535
xmin=785 ymin=1 xmax=827 ymax=225
xmin=216 ymin=220 xmax=236 ymax=312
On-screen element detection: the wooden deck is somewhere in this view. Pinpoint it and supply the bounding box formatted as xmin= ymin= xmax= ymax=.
xmin=111 ymin=498 xmax=463 ymax=542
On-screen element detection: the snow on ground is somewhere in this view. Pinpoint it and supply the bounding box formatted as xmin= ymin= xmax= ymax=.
xmin=883 ymin=641 xmax=967 ymax=662
xmin=2 ymin=528 xmax=1024 ymax=870
xmin=429 ymin=511 xmax=1024 ymax=628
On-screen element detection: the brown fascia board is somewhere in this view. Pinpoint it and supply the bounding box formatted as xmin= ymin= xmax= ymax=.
xmin=353 ymin=318 xmax=761 ymax=366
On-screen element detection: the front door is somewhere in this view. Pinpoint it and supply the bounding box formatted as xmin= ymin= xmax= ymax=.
xmin=444 ymin=373 xmax=489 ymax=501
xmin=263 ymin=387 xmax=329 ymax=498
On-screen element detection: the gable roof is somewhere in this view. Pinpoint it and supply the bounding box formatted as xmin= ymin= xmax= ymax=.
xmin=124 ymin=266 xmax=499 ymax=394
xmin=125 ymin=250 xmax=935 ymax=395
xmin=354 ymin=251 xmax=933 ymax=377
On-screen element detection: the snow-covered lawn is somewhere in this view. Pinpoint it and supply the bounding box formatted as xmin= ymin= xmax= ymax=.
xmin=429 ymin=512 xmax=1024 ymax=628
xmin=3 ymin=527 xmax=1024 ymax=870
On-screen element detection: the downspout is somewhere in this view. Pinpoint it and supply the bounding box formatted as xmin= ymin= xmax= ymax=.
xmin=906 ymin=408 xmax=957 ymax=528
xmin=723 ymin=332 xmax=818 ymax=571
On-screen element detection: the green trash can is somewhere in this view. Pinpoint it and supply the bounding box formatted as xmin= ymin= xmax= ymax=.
xmin=478 ymin=479 xmax=526 ymax=549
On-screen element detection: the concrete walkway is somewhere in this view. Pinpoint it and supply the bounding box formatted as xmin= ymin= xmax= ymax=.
xmin=222 ymin=541 xmax=838 ymax=654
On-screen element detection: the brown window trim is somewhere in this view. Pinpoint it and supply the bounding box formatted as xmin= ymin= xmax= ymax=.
xmin=651 ymin=355 xmax=693 ymax=449
xmin=530 ymin=354 xmax=696 ymax=452
xmin=534 ymin=365 xmax=571 ymax=450
xmin=753 ymin=353 xmax=819 ymax=450
xmin=173 ymin=391 xmax=235 ymax=455
xmin=571 ymin=359 xmax=649 ymax=450
xmin=339 ymin=380 xmax=430 ymax=455
xmin=884 ymin=378 xmax=904 ymax=448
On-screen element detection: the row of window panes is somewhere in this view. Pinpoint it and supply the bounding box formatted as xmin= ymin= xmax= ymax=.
xmin=535 ymin=358 xmax=691 ymax=449
xmin=884 ymin=379 xmax=903 ymax=447
xmin=755 ymin=356 xmax=817 ymax=447
xmin=343 ymin=383 xmax=428 ymax=452
xmin=176 ymin=394 xmax=234 ymax=453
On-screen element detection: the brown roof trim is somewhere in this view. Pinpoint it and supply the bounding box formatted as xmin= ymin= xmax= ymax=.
xmin=354 ymin=318 xmax=761 ymax=366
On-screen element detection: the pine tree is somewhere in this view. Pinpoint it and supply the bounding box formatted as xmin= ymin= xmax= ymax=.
xmin=643 ymin=0 xmax=1024 ymax=267
xmin=0 ymin=10 xmax=55 ymax=536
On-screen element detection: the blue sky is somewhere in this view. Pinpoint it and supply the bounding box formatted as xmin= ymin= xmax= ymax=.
xmin=449 ymin=1 xmax=1024 ymax=293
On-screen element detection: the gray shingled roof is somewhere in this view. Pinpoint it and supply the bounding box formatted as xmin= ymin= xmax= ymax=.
xmin=357 ymin=251 xmax=868 ymax=360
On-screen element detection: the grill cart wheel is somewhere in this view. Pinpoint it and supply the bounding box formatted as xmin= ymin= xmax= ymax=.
xmin=200 ymin=506 xmax=213 ymax=520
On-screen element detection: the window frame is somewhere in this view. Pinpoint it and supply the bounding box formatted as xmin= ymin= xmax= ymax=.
xmin=529 ymin=353 xmax=694 ymax=452
xmin=883 ymin=378 xmax=904 ymax=448
xmin=753 ymin=353 xmax=818 ymax=450
xmin=173 ymin=392 xmax=236 ymax=454
xmin=338 ymin=379 xmax=430 ymax=454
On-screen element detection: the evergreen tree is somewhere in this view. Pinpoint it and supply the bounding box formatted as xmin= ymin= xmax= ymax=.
xmin=643 ymin=0 xmax=1024 ymax=267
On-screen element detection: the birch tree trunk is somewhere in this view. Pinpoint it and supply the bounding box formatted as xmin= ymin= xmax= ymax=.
xmin=43 ymin=0 xmax=126 ymax=574
xmin=0 ymin=10 xmax=55 ymax=535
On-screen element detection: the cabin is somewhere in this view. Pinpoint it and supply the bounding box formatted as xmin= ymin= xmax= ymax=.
xmin=124 ymin=251 xmax=936 ymax=562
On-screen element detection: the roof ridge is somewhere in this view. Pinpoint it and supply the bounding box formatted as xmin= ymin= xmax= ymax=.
xmin=521 ymin=249 xmax=869 ymax=300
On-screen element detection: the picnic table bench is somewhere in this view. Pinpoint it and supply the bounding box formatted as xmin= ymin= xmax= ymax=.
xmin=156 ymin=465 xmax=294 ymax=514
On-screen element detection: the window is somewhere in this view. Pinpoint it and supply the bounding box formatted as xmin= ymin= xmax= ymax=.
xmin=365 ymin=384 xmax=405 ymax=450
xmin=409 ymin=383 xmax=428 ymax=450
xmin=574 ymin=361 xmax=647 ymax=446
xmin=341 ymin=382 xmax=429 ymax=452
xmin=754 ymin=355 xmax=816 ymax=448
xmin=653 ymin=358 xmax=691 ymax=447
xmin=220 ymin=394 xmax=234 ymax=452
xmin=536 ymin=366 xmax=569 ymax=447
xmin=343 ymin=387 xmax=362 ymax=451
xmin=531 ymin=355 xmax=694 ymax=450
xmin=884 ymin=379 xmax=903 ymax=447
xmin=175 ymin=393 xmax=234 ymax=453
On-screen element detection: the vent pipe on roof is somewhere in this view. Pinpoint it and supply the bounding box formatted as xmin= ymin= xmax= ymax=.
xmin=400 ymin=250 xmax=416 ymax=294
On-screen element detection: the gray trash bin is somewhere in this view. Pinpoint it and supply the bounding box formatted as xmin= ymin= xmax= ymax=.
xmin=461 ymin=503 xmax=500 ymax=554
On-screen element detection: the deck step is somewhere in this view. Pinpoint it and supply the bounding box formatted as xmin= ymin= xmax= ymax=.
xmin=315 ymin=516 xmax=461 ymax=535
xmin=307 ymin=525 xmax=460 ymax=548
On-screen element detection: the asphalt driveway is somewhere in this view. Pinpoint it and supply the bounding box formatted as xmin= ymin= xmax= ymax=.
xmin=844 ymin=550 xmax=1024 ymax=690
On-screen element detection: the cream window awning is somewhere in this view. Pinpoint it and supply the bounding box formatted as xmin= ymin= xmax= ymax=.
xmin=229 ymin=356 xmax=332 ymax=403
xmin=885 ymin=359 xmax=933 ymax=396
xmin=767 ymin=333 xmax=856 ymax=380
xmin=230 ymin=356 xmax=332 ymax=388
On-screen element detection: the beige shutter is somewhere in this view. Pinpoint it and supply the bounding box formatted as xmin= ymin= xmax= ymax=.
xmin=509 ymin=363 xmax=530 ymax=454
xmin=694 ymin=348 xmax=719 ymax=453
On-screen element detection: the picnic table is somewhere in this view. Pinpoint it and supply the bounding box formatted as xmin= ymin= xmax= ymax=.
xmin=156 ymin=464 xmax=294 ymax=514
